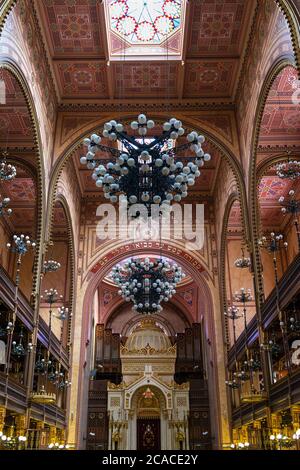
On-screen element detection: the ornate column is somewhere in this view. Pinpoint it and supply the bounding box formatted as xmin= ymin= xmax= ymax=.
xmin=15 ymin=414 xmax=26 ymax=437
xmin=49 ymin=426 xmax=57 ymax=445
xmin=36 ymin=421 xmax=45 ymax=449
xmin=0 ymin=406 xmax=6 ymax=434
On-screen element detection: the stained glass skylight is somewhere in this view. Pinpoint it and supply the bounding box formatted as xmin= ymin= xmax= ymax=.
xmin=109 ymin=0 xmax=183 ymax=44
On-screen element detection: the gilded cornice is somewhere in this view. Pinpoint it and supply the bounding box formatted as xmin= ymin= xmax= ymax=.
xmin=121 ymin=343 xmax=176 ymax=357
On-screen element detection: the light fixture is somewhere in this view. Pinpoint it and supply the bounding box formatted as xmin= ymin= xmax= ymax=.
xmin=0 ymin=151 xmax=17 ymax=181
xmin=258 ymin=232 xmax=288 ymax=252
xmin=278 ymin=189 xmax=300 ymax=251
xmin=43 ymin=259 xmax=61 ymax=273
xmin=7 ymin=234 xmax=36 ymax=254
xmin=81 ymin=115 xmax=211 ymax=211
xmin=31 ymin=385 xmax=56 ymax=405
xmin=112 ymin=257 xmax=184 ymax=314
xmin=6 ymin=234 xmax=36 ymax=283
xmin=56 ymin=306 xmax=69 ymax=321
xmin=11 ymin=327 xmax=33 ymax=357
xmin=0 ymin=196 xmax=12 ymax=217
xmin=234 ymin=287 xmax=253 ymax=304
xmin=276 ymin=159 xmax=300 ymax=180
xmin=234 ymin=248 xmax=251 ymax=269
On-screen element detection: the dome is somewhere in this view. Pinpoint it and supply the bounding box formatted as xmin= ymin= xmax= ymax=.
xmin=125 ymin=318 xmax=171 ymax=352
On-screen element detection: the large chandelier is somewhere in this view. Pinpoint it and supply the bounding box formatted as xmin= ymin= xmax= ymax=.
xmin=112 ymin=257 xmax=185 ymax=314
xmin=81 ymin=115 xmax=211 ymax=210
xmin=276 ymin=159 xmax=300 ymax=180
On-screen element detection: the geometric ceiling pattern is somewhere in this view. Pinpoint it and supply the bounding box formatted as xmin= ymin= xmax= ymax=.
xmin=0 ymin=168 xmax=37 ymax=234
xmin=258 ymin=66 xmax=300 ymax=148
xmin=227 ymin=201 xmax=242 ymax=232
xmin=0 ymin=69 xmax=34 ymax=145
xmin=105 ymin=0 xmax=185 ymax=60
xmin=258 ymin=168 xmax=300 ymax=229
xmin=36 ymin=0 xmax=255 ymax=101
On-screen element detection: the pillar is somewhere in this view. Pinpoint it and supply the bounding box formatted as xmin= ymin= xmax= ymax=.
xmin=15 ymin=414 xmax=26 ymax=437
xmin=49 ymin=426 xmax=57 ymax=445
xmin=0 ymin=406 xmax=6 ymax=434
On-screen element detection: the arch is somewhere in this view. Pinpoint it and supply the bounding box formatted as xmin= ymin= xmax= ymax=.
xmin=219 ymin=192 xmax=241 ymax=349
xmin=275 ymin=0 xmax=300 ymax=67
xmin=248 ymin=59 xmax=298 ymax=307
xmin=0 ymin=61 xmax=45 ymax=308
xmin=105 ymin=302 xmax=192 ymax=337
xmin=50 ymin=194 xmax=76 ymax=351
xmin=72 ymin=240 xmax=224 ymax=449
xmin=0 ymin=0 xmax=16 ymax=34
xmin=130 ymin=384 xmax=167 ymax=413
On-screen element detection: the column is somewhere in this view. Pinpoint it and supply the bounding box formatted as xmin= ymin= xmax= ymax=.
xmin=49 ymin=426 xmax=57 ymax=445
xmin=0 ymin=406 xmax=6 ymax=434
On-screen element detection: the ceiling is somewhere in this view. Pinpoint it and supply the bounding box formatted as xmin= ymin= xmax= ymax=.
xmin=35 ymin=0 xmax=256 ymax=103
xmin=0 ymin=69 xmax=34 ymax=147
xmin=258 ymin=167 xmax=299 ymax=230
xmin=258 ymin=66 xmax=300 ymax=148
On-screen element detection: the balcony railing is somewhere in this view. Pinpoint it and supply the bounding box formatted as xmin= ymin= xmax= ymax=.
xmin=227 ymin=254 xmax=300 ymax=368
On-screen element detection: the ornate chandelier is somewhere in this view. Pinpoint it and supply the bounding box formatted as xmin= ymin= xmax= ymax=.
xmin=81 ymin=114 xmax=211 ymax=210
xmin=0 ymin=196 xmax=12 ymax=217
xmin=276 ymin=159 xmax=300 ymax=180
xmin=0 ymin=152 xmax=17 ymax=181
xmin=43 ymin=259 xmax=61 ymax=273
xmin=234 ymin=248 xmax=251 ymax=269
xmin=112 ymin=257 xmax=185 ymax=314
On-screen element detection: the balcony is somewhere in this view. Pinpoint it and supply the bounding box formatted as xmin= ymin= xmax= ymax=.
xmin=261 ymin=253 xmax=300 ymax=328
xmin=227 ymin=254 xmax=300 ymax=368
xmin=0 ymin=371 xmax=27 ymax=413
xmin=0 ymin=266 xmax=34 ymax=330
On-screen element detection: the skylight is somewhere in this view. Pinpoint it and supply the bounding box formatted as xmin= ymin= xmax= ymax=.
xmin=105 ymin=0 xmax=186 ymax=60
xmin=109 ymin=0 xmax=182 ymax=44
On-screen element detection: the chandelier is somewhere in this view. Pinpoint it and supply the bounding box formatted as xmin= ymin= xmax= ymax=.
xmin=0 ymin=196 xmax=12 ymax=217
xmin=234 ymin=248 xmax=251 ymax=269
xmin=112 ymin=257 xmax=185 ymax=314
xmin=276 ymin=159 xmax=300 ymax=180
xmin=81 ymin=115 xmax=211 ymax=211
xmin=0 ymin=152 xmax=17 ymax=181
xmin=11 ymin=328 xmax=33 ymax=357
xmin=43 ymin=259 xmax=61 ymax=274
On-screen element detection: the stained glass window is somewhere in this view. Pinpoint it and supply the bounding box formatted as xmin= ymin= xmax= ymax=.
xmin=109 ymin=0 xmax=182 ymax=44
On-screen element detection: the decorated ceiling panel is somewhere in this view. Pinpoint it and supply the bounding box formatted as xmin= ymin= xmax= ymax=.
xmin=54 ymin=61 xmax=109 ymax=98
xmin=186 ymin=0 xmax=252 ymax=57
xmin=113 ymin=62 xmax=178 ymax=97
xmin=35 ymin=0 xmax=255 ymax=102
xmin=0 ymin=70 xmax=34 ymax=145
xmin=259 ymin=67 xmax=300 ymax=147
xmin=183 ymin=60 xmax=238 ymax=97
xmin=258 ymin=169 xmax=300 ymax=229
xmin=228 ymin=201 xmax=242 ymax=231
xmin=39 ymin=0 xmax=105 ymax=57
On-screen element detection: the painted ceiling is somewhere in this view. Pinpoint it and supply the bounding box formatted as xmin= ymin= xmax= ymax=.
xmin=36 ymin=0 xmax=255 ymax=101
xmin=258 ymin=167 xmax=300 ymax=229
xmin=0 ymin=69 xmax=34 ymax=146
xmin=258 ymin=67 xmax=300 ymax=147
